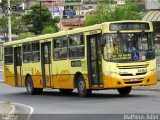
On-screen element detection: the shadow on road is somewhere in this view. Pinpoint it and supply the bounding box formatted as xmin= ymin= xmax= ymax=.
xmin=2 ymin=90 xmax=152 ymax=100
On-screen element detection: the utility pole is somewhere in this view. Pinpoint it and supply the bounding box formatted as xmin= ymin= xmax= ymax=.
xmin=7 ymin=0 xmax=12 ymax=42
xmin=40 ymin=1 xmax=42 ymax=34
xmin=59 ymin=5 xmax=64 ymax=31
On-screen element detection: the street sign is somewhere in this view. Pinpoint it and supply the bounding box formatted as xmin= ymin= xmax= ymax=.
xmin=20 ymin=2 xmax=27 ymax=10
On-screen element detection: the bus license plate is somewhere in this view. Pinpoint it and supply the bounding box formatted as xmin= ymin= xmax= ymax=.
xmin=130 ymin=78 xmax=139 ymax=81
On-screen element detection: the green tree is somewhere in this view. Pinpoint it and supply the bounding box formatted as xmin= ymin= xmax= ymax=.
xmin=84 ymin=2 xmax=142 ymax=26
xmin=19 ymin=32 xmax=35 ymax=39
xmin=0 ymin=16 xmax=7 ymax=34
xmin=11 ymin=15 xmax=23 ymax=34
xmin=0 ymin=15 xmax=23 ymax=36
xmin=42 ymin=26 xmax=58 ymax=34
xmin=22 ymin=4 xmax=59 ymax=34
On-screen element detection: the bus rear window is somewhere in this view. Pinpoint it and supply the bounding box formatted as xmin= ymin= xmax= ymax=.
xmin=4 ymin=47 xmax=13 ymax=64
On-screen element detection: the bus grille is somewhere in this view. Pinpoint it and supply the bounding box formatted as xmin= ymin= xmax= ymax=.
xmin=117 ymin=64 xmax=149 ymax=69
xmin=124 ymin=78 xmax=143 ymax=84
xmin=124 ymin=81 xmax=143 ymax=84
xmin=119 ymin=72 xmax=146 ymax=76
xmin=117 ymin=64 xmax=148 ymax=76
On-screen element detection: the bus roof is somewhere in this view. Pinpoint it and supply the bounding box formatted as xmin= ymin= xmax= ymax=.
xmin=4 ymin=20 xmax=152 ymax=46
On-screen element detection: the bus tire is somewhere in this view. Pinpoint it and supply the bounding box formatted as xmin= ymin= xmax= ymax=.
xmin=26 ymin=76 xmax=36 ymax=95
xmin=77 ymin=75 xmax=92 ymax=97
xmin=59 ymin=89 xmax=73 ymax=94
xmin=117 ymin=86 xmax=132 ymax=95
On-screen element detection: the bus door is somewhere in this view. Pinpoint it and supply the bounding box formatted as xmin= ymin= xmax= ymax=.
xmin=41 ymin=42 xmax=52 ymax=88
xmin=87 ymin=34 xmax=103 ymax=87
xmin=14 ymin=47 xmax=22 ymax=87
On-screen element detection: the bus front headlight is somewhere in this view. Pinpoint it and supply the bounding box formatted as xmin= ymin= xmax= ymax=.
xmin=106 ymin=72 xmax=119 ymax=77
xmin=149 ymin=69 xmax=156 ymax=74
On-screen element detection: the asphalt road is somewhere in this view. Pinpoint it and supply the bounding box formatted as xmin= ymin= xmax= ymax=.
xmin=0 ymin=82 xmax=160 ymax=115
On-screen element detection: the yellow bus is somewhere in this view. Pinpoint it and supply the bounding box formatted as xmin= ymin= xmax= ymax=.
xmin=4 ymin=20 xmax=157 ymax=97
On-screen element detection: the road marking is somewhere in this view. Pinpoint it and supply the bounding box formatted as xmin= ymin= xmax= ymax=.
xmin=12 ymin=102 xmax=34 ymax=120
xmin=0 ymin=69 xmax=4 ymax=72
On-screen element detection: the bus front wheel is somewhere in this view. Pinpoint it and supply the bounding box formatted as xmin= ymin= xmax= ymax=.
xmin=77 ymin=75 xmax=92 ymax=97
xmin=117 ymin=86 xmax=132 ymax=95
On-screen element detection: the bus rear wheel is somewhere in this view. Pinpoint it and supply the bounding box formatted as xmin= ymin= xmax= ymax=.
xmin=26 ymin=76 xmax=43 ymax=95
xmin=59 ymin=89 xmax=73 ymax=94
xmin=77 ymin=75 xmax=92 ymax=97
xmin=117 ymin=86 xmax=132 ymax=95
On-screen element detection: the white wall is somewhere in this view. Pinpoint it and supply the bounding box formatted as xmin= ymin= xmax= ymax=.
xmin=145 ymin=0 xmax=160 ymax=10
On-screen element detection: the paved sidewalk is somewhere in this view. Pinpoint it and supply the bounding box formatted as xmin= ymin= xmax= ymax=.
xmin=0 ymin=61 xmax=3 ymax=70
xmin=0 ymin=101 xmax=32 ymax=120
xmin=0 ymin=101 xmax=14 ymax=114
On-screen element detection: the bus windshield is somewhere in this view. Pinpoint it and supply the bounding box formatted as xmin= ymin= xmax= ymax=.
xmin=103 ymin=32 xmax=155 ymax=62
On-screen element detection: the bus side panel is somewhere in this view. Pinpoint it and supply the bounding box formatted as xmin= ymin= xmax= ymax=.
xmin=4 ymin=65 xmax=16 ymax=86
xmin=52 ymin=75 xmax=74 ymax=89
xmin=103 ymin=74 xmax=114 ymax=88
xmin=52 ymin=59 xmax=89 ymax=89
xmin=52 ymin=60 xmax=74 ymax=89
xmin=31 ymin=62 xmax=43 ymax=88
xmin=22 ymin=63 xmax=43 ymax=88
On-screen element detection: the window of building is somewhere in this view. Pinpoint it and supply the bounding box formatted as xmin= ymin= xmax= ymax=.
xmin=32 ymin=42 xmax=40 ymax=62
xmin=69 ymin=34 xmax=84 ymax=58
xmin=23 ymin=43 xmax=31 ymax=63
xmin=4 ymin=46 xmax=13 ymax=64
xmin=53 ymin=37 xmax=68 ymax=60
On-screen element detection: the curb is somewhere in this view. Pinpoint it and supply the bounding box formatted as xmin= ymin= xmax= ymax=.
xmin=0 ymin=102 xmax=33 ymax=120
xmin=0 ymin=101 xmax=16 ymax=115
xmin=0 ymin=79 xmax=4 ymax=82
xmin=12 ymin=103 xmax=34 ymax=120
xmin=133 ymin=83 xmax=160 ymax=91
xmin=0 ymin=69 xmax=4 ymax=82
xmin=133 ymin=88 xmax=160 ymax=91
xmin=9 ymin=105 xmax=16 ymax=114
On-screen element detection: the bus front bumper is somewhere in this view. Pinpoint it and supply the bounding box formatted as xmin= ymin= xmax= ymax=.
xmin=103 ymin=72 xmax=157 ymax=89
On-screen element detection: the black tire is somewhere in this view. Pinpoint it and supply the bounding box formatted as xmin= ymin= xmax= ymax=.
xmin=26 ymin=76 xmax=43 ymax=95
xmin=77 ymin=75 xmax=92 ymax=97
xmin=59 ymin=89 xmax=73 ymax=94
xmin=117 ymin=86 xmax=132 ymax=95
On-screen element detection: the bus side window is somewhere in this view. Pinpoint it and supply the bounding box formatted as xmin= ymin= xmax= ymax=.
xmin=69 ymin=34 xmax=84 ymax=58
xmin=4 ymin=46 xmax=13 ymax=64
xmin=53 ymin=37 xmax=68 ymax=60
xmin=23 ymin=43 xmax=31 ymax=63
xmin=32 ymin=42 xmax=40 ymax=62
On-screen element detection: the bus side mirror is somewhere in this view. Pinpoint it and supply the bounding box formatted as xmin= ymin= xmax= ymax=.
xmin=100 ymin=36 xmax=106 ymax=47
